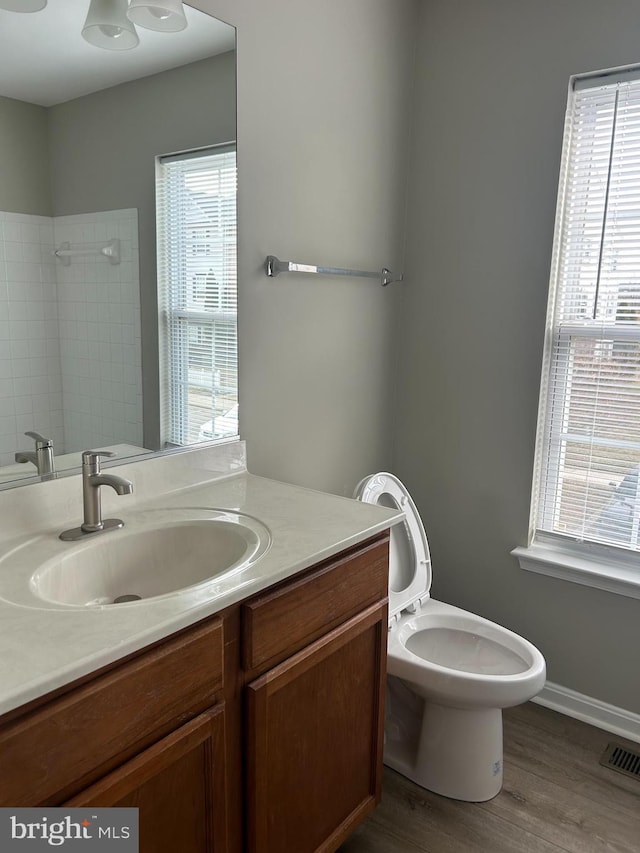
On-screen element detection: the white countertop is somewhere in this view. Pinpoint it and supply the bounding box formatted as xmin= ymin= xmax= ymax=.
xmin=0 ymin=442 xmax=401 ymax=717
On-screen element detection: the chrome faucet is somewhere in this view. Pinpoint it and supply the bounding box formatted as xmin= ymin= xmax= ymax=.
xmin=15 ymin=431 xmax=56 ymax=480
xmin=59 ymin=451 xmax=133 ymax=542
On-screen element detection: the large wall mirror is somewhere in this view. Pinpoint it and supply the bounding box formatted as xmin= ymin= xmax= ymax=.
xmin=0 ymin=1 xmax=237 ymax=490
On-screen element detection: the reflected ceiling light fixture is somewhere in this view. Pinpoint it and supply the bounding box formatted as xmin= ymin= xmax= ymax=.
xmin=126 ymin=0 xmax=187 ymax=33
xmin=82 ymin=0 xmax=139 ymax=51
xmin=0 ymin=0 xmax=47 ymax=10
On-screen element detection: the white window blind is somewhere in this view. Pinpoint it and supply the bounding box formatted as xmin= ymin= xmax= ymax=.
xmin=156 ymin=145 xmax=237 ymax=447
xmin=533 ymin=71 xmax=640 ymax=553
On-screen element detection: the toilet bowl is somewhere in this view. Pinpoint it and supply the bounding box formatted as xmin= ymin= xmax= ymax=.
xmin=354 ymin=472 xmax=546 ymax=802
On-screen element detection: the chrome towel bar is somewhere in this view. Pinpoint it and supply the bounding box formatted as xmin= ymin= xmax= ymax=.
xmin=265 ymin=255 xmax=403 ymax=287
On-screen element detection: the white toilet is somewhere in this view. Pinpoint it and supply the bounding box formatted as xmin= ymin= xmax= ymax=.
xmin=354 ymin=472 xmax=546 ymax=802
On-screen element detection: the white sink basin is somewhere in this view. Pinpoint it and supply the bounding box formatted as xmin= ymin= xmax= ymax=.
xmin=0 ymin=508 xmax=271 ymax=608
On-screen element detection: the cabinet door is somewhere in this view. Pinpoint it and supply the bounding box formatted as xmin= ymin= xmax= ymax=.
xmin=246 ymin=601 xmax=387 ymax=853
xmin=66 ymin=705 xmax=228 ymax=853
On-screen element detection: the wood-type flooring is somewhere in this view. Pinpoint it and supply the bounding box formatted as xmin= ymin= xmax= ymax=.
xmin=340 ymin=701 xmax=640 ymax=853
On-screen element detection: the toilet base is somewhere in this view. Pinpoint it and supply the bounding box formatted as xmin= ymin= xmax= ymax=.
xmin=385 ymin=694 xmax=504 ymax=802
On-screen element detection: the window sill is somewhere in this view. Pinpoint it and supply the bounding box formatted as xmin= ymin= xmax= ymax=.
xmin=512 ymin=542 xmax=640 ymax=600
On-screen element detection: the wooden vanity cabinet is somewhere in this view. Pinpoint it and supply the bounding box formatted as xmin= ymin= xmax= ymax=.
xmin=0 ymin=617 xmax=231 ymax=853
xmin=242 ymin=536 xmax=389 ymax=853
xmin=0 ymin=532 xmax=389 ymax=853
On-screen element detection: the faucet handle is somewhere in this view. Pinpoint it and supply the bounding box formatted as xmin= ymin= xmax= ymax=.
xmin=82 ymin=450 xmax=116 ymax=462
xmin=25 ymin=430 xmax=53 ymax=449
xmin=82 ymin=450 xmax=116 ymax=474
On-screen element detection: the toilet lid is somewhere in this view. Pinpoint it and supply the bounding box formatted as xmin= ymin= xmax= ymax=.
xmin=353 ymin=472 xmax=432 ymax=621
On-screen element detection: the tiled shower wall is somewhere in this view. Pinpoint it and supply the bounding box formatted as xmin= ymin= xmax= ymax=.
xmin=53 ymin=209 xmax=142 ymax=452
xmin=0 ymin=212 xmax=63 ymax=467
xmin=0 ymin=208 xmax=143 ymax=467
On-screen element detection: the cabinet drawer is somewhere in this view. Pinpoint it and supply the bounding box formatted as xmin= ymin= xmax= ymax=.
xmin=242 ymin=535 xmax=389 ymax=673
xmin=0 ymin=617 xmax=224 ymax=807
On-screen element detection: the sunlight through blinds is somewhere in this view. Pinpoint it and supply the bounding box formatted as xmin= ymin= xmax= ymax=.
xmin=534 ymin=72 xmax=640 ymax=551
xmin=157 ymin=145 xmax=238 ymax=447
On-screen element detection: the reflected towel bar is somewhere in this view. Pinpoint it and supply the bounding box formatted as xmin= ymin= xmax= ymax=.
xmin=54 ymin=238 xmax=120 ymax=266
xmin=265 ymin=255 xmax=403 ymax=287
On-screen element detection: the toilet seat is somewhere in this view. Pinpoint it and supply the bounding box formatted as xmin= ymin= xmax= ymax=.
xmin=354 ymin=472 xmax=431 ymax=622
xmin=387 ymin=599 xmax=546 ymax=709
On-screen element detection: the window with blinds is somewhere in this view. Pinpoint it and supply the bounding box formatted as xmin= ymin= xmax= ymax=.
xmin=533 ymin=68 xmax=640 ymax=554
xmin=156 ymin=145 xmax=238 ymax=447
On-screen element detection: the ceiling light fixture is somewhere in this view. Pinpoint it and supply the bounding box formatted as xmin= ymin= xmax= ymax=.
xmin=0 ymin=1 xmax=47 ymax=11
xmin=82 ymin=0 xmax=139 ymax=51
xmin=126 ymin=0 xmax=187 ymax=33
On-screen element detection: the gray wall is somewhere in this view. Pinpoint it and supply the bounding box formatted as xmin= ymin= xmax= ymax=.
xmin=47 ymin=51 xmax=236 ymax=450
xmin=0 ymin=96 xmax=51 ymax=216
xmin=197 ymin=0 xmax=418 ymax=495
xmin=395 ymin=0 xmax=640 ymax=713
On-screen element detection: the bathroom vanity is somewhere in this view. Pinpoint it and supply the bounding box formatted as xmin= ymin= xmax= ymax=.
xmin=0 ymin=443 xmax=400 ymax=853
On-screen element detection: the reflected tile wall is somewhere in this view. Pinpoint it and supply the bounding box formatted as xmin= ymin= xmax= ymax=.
xmin=0 ymin=208 xmax=143 ymax=470
xmin=0 ymin=212 xmax=63 ymax=467
xmin=53 ymin=209 xmax=143 ymax=452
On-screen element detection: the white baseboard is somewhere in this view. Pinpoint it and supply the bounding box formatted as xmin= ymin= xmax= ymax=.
xmin=532 ymin=681 xmax=640 ymax=744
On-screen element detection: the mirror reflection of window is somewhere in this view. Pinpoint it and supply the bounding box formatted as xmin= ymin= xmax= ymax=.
xmin=156 ymin=145 xmax=238 ymax=448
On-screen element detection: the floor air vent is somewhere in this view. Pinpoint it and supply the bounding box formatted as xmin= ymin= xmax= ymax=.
xmin=600 ymin=742 xmax=640 ymax=781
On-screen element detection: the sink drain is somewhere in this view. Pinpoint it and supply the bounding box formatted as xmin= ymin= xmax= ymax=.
xmin=113 ymin=594 xmax=142 ymax=604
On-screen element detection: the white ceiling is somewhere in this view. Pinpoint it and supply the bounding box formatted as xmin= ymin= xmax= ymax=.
xmin=0 ymin=2 xmax=235 ymax=107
